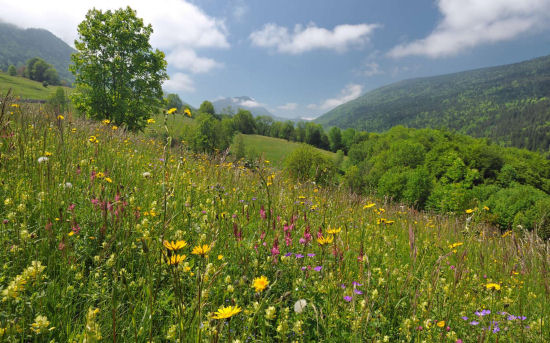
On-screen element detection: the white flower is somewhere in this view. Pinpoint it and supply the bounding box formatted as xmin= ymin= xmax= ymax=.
xmin=294 ymin=299 xmax=307 ymax=313
xmin=37 ymin=156 xmax=49 ymax=164
xmin=64 ymin=182 xmax=73 ymax=189
xmin=142 ymin=172 xmax=151 ymax=178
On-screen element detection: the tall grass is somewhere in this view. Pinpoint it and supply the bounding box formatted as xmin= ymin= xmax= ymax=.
xmin=0 ymin=95 xmax=548 ymax=342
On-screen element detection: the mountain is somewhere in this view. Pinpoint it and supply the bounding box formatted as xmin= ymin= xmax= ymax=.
xmin=212 ymin=96 xmax=275 ymax=118
xmin=315 ymin=55 xmax=550 ymax=152
xmin=0 ymin=21 xmax=75 ymax=83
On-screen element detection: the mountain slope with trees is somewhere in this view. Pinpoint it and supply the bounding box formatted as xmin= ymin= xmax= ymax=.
xmin=0 ymin=21 xmax=75 ymax=83
xmin=315 ymin=54 xmax=550 ymax=152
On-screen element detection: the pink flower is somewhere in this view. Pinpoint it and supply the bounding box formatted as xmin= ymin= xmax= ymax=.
xmin=260 ymin=206 xmax=266 ymax=220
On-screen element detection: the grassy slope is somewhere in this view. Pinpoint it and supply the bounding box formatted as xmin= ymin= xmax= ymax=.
xmin=232 ymin=134 xmax=337 ymax=166
xmin=0 ymin=72 xmax=71 ymax=99
xmin=0 ymin=104 xmax=548 ymax=341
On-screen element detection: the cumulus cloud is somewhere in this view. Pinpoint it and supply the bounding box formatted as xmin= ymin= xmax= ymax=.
xmin=250 ymin=22 xmax=379 ymax=54
xmin=163 ymin=72 xmax=195 ymax=92
xmin=0 ymin=0 xmax=228 ymax=90
xmin=278 ymin=103 xmax=298 ymax=111
xmin=389 ymin=0 xmax=550 ymax=58
xmin=314 ymin=84 xmax=363 ymax=111
xmin=239 ymin=99 xmax=264 ymax=108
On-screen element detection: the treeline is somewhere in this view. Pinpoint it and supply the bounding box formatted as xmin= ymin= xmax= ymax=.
xmin=5 ymin=57 xmax=63 ymax=86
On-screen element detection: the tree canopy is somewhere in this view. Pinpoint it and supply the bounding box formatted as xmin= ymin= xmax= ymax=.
xmin=70 ymin=7 xmax=168 ymax=131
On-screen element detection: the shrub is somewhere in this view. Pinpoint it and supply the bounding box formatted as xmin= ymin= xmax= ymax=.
xmin=285 ymin=145 xmax=336 ymax=185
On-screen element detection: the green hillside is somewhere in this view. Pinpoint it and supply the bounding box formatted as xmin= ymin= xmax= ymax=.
xmin=0 ymin=72 xmax=71 ymax=99
xmin=315 ymin=54 xmax=550 ymax=152
xmin=0 ymin=22 xmax=75 ymax=82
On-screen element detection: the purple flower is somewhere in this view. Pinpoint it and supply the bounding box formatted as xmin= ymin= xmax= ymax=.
xmin=252 ymin=197 xmax=257 ymax=201
xmin=353 ymin=289 xmax=363 ymax=295
xmin=475 ymin=310 xmax=491 ymax=317
xmin=352 ymin=281 xmax=363 ymax=287
xmin=307 ymin=253 xmax=316 ymax=257
xmin=518 ymin=316 xmax=527 ymax=321
xmin=301 ymin=266 xmax=307 ymax=271
xmin=284 ymin=252 xmax=293 ymax=257
xmin=343 ymin=296 xmax=352 ymax=302
xmin=340 ymin=284 xmax=346 ymax=289
xmin=492 ymin=326 xmax=500 ymax=333
xmin=507 ymin=315 xmax=516 ymax=321
xmin=295 ymin=254 xmax=304 ymax=259
xmin=469 ymin=321 xmax=479 ymax=326
xmin=313 ymin=266 xmax=322 ymax=272
xmin=461 ymin=316 xmax=468 ymax=321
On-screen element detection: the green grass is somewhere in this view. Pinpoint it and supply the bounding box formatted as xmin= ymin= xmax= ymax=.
xmin=0 ymin=72 xmax=71 ymax=99
xmin=1 ymin=102 xmax=549 ymax=342
xmin=232 ymin=134 xmax=337 ymax=167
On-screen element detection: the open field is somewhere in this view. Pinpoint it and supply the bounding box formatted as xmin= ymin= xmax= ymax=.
xmin=0 ymin=72 xmax=71 ymax=100
xmin=0 ymin=100 xmax=549 ymax=342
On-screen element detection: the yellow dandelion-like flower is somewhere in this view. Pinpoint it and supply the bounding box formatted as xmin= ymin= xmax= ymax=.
xmin=57 ymin=115 xmax=64 ymax=120
xmin=104 ymin=177 xmax=113 ymax=183
xmin=146 ymin=118 xmax=155 ymax=124
xmin=485 ymin=283 xmax=501 ymax=291
xmin=218 ymin=254 xmax=224 ymax=260
xmin=252 ymin=276 xmax=269 ymax=292
xmin=363 ymin=203 xmax=376 ymax=209
xmin=437 ymin=320 xmax=445 ymax=328
xmin=212 ymin=305 xmax=242 ymax=319
xmin=465 ymin=208 xmax=475 ymax=214
xmin=167 ymin=108 xmax=177 ymax=115
xmin=45 ymin=151 xmax=52 ymax=157
xmin=184 ymin=108 xmax=192 ymax=117
xmin=102 ymin=119 xmax=110 ymax=125
xmin=483 ymin=206 xmax=490 ymax=211
xmin=112 ymin=125 xmax=118 ymax=130
xmin=96 ymin=172 xmax=105 ymax=179
xmin=192 ymin=244 xmax=211 ymax=256
xmin=448 ymin=242 xmax=463 ymax=250
xmin=317 ymin=235 xmax=334 ymax=245
xmin=89 ymin=136 xmax=98 ymax=143
xmin=163 ymin=240 xmax=188 ymax=251
xmin=326 ymin=227 xmax=341 ymax=234
xmin=167 ymin=254 xmax=186 ymax=265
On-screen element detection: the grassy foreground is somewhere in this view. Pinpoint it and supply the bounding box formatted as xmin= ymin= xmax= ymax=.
xmin=0 ymin=72 xmax=70 ymax=100
xmin=0 ymin=102 xmax=549 ymax=342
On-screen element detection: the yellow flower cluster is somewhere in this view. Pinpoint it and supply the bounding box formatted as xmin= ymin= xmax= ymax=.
xmin=2 ymin=261 xmax=46 ymax=301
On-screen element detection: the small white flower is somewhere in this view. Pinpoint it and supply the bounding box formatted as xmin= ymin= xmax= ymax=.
xmin=294 ymin=299 xmax=307 ymax=313
xmin=37 ymin=156 xmax=49 ymax=164
xmin=64 ymin=182 xmax=73 ymax=189
xmin=142 ymin=172 xmax=151 ymax=178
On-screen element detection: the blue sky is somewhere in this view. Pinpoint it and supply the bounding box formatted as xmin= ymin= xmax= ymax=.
xmin=3 ymin=0 xmax=550 ymax=118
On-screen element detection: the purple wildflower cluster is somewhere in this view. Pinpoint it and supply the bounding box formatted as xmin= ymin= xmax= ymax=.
xmin=461 ymin=310 xmax=529 ymax=333
xmin=342 ymin=281 xmax=363 ymax=302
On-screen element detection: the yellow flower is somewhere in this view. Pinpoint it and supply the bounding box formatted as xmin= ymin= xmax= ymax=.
xmin=363 ymin=203 xmax=376 ymax=209
xmin=163 ymin=240 xmax=188 ymax=251
xmin=184 ymin=108 xmax=192 ymax=117
xmin=112 ymin=125 xmax=118 ymax=130
xmin=89 ymin=136 xmax=98 ymax=143
xmin=437 ymin=320 xmax=445 ymax=328
xmin=96 ymin=172 xmax=105 ymax=179
xmin=252 ymin=276 xmax=269 ymax=292
xmin=192 ymin=244 xmax=211 ymax=256
xmin=448 ymin=242 xmax=463 ymax=250
xmin=102 ymin=119 xmax=110 ymax=124
xmin=483 ymin=206 xmax=490 ymax=211
xmin=57 ymin=115 xmax=64 ymax=120
xmin=465 ymin=208 xmax=475 ymax=214
xmin=317 ymin=235 xmax=334 ymax=245
xmin=167 ymin=107 xmax=178 ymax=114
xmin=45 ymin=151 xmax=52 ymax=157
xmin=326 ymin=227 xmax=341 ymax=234
xmin=218 ymin=254 xmax=224 ymax=260
xmin=167 ymin=254 xmax=186 ymax=265
xmin=485 ymin=283 xmax=501 ymax=291
xmin=212 ymin=305 xmax=242 ymax=319
xmin=146 ymin=118 xmax=155 ymax=124
xmin=104 ymin=177 xmax=113 ymax=183
xmin=30 ymin=315 xmax=50 ymax=334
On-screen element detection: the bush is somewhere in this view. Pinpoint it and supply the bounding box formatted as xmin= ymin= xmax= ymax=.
xmin=285 ymin=145 xmax=336 ymax=185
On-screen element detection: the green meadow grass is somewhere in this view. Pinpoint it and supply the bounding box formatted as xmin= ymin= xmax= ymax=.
xmin=0 ymin=101 xmax=549 ymax=342
xmin=0 ymin=72 xmax=71 ymax=100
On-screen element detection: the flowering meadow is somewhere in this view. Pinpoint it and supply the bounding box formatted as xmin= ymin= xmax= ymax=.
xmin=0 ymin=100 xmax=549 ymax=342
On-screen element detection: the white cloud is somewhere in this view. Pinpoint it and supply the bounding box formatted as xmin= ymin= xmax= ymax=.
xmin=0 ymin=0 xmax=229 ymax=91
xmin=250 ymin=22 xmax=379 ymax=54
xmin=389 ymin=0 xmax=550 ymax=58
xmin=239 ymin=99 xmax=264 ymax=108
xmin=166 ymin=49 xmax=222 ymax=74
xmin=163 ymin=72 xmax=195 ymax=92
xmin=278 ymin=102 xmax=298 ymax=111
xmin=362 ymin=62 xmax=383 ymax=77
xmin=315 ymin=84 xmax=363 ymax=111
xmin=231 ymin=0 xmax=248 ymax=22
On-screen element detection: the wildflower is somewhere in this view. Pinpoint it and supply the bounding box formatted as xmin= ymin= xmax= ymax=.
xmin=317 ymin=235 xmax=333 ymax=245
xmin=212 ymin=305 xmax=242 ymax=319
xmin=218 ymin=254 xmax=224 ymax=260
xmin=252 ymin=276 xmax=269 ymax=292
xmin=112 ymin=125 xmax=118 ymax=130
xmin=167 ymin=108 xmax=177 ymax=114
xmin=163 ymin=240 xmax=187 ymax=251
xmin=192 ymin=244 xmax=211 ymax=257
xmin=313 ymin=266 xmax=322 ymax=272
xmin=266 ymin=306 xmax=277 ymax=319
xmin=327 ymin=226 xmax=341 ymax=234
xmin=168 ymin=254 xmax=186 ymax=265
xmin=184 ymin=108 xmax=192 ymax=117
xmin=102 ymin=119 xmax=110 ymax=124
xmin=363 ymin=203 xmax=375 ymax=209
xmin=30 ymin=315 xmax=50 ymax=334
xmin=465 ymin=209 xmax=474 ymax=214
xmin=353 ymin=288 xmax=363 ymax=295
xmin=475 ymin=309 xmax=491 ymax=316
xmin=485 ymin=283 xmax=501 ymax=291
xmin=295 ymin=254 xmax=304 ymax=259
xmin=483 ymin=206 xmax=490 ymax=211
xmin=343 ymin=296 xmax=352 ymax=302
xmin=104 ymin=177 xmax=113 ymax=183
xmin=437 ymin=321 xmax=446 ymax=328
xmin=146 ymin=118 xmax=155 ymax=124
xmin=142 ymin=172 xmax=151 ymax=178
xmin=57 ymin=115 xmax=65 ymax=120
xmin=448 ymin=242 xmax=463 ymax=250
xmin=37 ymin=156 xmax=49 ymax=164
xmin=88 ymin=135 xmax=98 ymax=143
